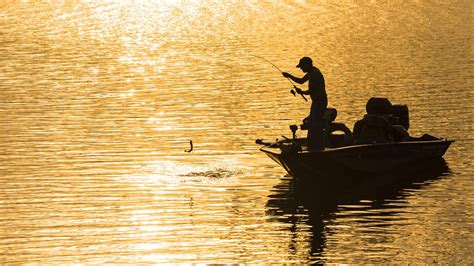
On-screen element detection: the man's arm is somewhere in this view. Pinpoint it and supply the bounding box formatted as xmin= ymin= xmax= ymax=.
xmin=282 ymin=72 xmax=309 ymax=84
xmin=295 ymin=87 xmax=310 ymax=95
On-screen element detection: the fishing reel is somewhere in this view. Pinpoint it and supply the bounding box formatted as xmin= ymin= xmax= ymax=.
xmin=290 ymin=86 xmax=308 ymax=101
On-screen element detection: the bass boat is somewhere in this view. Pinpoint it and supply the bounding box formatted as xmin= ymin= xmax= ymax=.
xmin=256 ymin=98 xmax=454 ymax=191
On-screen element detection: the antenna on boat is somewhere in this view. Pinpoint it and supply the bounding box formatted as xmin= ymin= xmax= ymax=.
xmin=252 ymin=55 xmax=308 ymax=102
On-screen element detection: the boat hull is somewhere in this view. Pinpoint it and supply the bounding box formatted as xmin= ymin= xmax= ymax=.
xmin=261 ymin=139 xmax=453 ymax=192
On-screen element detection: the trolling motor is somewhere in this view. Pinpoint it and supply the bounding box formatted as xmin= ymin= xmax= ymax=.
xmin=288 ymin=124 xmax=303 ymax=152
xmin=290 ymin=124 xmax=298 ymax=139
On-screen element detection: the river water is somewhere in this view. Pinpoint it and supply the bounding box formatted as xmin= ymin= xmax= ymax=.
xmin=1 ymin=1 xmax=473 ymax=264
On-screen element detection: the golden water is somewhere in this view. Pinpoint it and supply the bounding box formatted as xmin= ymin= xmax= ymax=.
xmin=1 ymin=1 xmax=473 ymax=263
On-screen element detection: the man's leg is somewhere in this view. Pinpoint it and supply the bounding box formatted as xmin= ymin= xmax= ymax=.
xmin=308 ymin=100 xmax=327 ymax=150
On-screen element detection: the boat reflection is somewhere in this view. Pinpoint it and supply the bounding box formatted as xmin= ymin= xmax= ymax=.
xmin=266 ymin=158 xmax=450 ymax=262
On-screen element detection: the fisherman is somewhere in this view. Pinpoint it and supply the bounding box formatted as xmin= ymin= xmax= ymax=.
xmin=282 ymin=57 xmax=327 ymax=150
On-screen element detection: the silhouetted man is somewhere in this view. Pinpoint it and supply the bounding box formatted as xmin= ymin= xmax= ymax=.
xmin=283 ymin=57 xmax=327 ymax=150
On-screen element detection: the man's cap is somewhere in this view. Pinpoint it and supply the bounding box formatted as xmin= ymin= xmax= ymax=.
xmin=296 ymin=57 xmax=313 ymax=68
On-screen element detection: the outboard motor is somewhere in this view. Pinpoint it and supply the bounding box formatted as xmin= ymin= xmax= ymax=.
xmin=392 ymin=104 xmax=409 ymax=130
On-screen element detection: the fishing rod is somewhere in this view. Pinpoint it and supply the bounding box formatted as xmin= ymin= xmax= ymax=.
xmin=252 ymin=55 xmax=308 ymax=102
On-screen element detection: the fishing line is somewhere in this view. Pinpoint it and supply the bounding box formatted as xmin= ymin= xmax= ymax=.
xmin=252 ymin=55 xmax=308 ymax=102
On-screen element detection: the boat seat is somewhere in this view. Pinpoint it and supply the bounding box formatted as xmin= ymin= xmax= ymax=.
xmin=392 ymin=125 xmax=410 ymax=142
xmin=366 ymin=97 xmax=392 ymax=115
xmin=300 ymin=108 xmax=337 ymax=130
xmin=325 ymin=122 xmax=354 ymax=147
xmin=353 ymin=114 xmax=394 ymax=144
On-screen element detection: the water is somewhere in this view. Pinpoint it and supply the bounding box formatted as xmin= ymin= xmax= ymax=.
xmin=1 ymin=1 xmax=473 ymax=264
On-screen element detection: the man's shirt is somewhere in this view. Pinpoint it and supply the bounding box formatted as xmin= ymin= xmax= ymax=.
xmin=306 ymin=67 xmax=326 ymax=100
